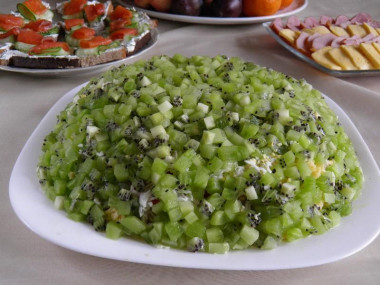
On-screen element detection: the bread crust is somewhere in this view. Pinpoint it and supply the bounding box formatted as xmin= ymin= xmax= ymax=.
xmin=11 ymin=55 xmax=81 ymax=69
xmin=80 ymin=46 xmax=127 ymax=67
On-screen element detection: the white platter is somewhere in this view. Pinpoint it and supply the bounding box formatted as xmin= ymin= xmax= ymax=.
xmin=9 ymin=81 xmax=380 ymax=270
xmin=118 ymin=0 xmax=307 ymax=25
xmin=0 ymin=29 xmax=158 ymax=77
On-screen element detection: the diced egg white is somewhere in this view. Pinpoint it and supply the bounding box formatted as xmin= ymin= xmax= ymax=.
xmin=139 ymin=191 xmax=151 ymax=217
xmin=86 ymin=125 xmax=100 ymax=139
xmin=245 ymin=155 xmax=275 ymax=174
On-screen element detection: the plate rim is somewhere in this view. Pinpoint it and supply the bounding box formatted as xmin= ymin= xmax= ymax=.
xmin=9 ymin=80 xmax=380 ymax=270
xmin=117 ymin=0 xmax=308 ymax=25
xmin=263 ymin=22 xmax=380 ymax=77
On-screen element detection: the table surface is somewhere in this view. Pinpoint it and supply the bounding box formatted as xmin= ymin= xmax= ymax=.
xmin=1 ymin=0 xmax=380 ymax=284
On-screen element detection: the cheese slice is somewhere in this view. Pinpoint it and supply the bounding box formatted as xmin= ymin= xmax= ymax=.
xmin=372 ymin=42 xmax=380 ymax=54
xmin=347 ymin=25 xmax=367 ymax=37
xmin=329 ymin=25 xmax=349 ymax=37
xmin=303 ymin=26 xmax=331 ymax=35
xmin=310 ymin=26 xmax=331 ymax=35
xmin=362 ymin=22 xmax=379 ymax=35
xmin=311 ymin=46 xmax=342 ymax=70
xmin=328 ymin=47 xmax=356 ymax=70
xmin=279 ymin=28 xmax=298 ymax=45
xmin=359 ymin=43 xmax=380 ymax=68
xmin=341 ymin=45 xmax=373 ymax=70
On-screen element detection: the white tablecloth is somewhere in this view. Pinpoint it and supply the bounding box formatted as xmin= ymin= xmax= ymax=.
xmin=1 ymin=0 xmax=380 ymax=284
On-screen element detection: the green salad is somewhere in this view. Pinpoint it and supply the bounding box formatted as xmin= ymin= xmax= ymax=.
xmin=37 ymin=55 xmax=363 ymax=253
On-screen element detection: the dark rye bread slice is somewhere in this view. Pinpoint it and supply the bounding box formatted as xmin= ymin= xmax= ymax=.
xmin=79 ymin=46 xmax=127 ymax=67
xmin=2 ymin=30 xmax=152 ymax=69
xmin=11 ymin=55 xmax=81 ymax=69
xmin=127 ymin=31 xmax=152 ymax=56
xmin=0 ymin=48 xmax=10 ymax=66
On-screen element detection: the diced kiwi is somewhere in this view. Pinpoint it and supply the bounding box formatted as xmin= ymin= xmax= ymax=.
xmin=37 ymin=55 xmax=363 ymax=253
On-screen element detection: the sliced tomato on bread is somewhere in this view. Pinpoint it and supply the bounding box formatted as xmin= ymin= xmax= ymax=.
xmin=80 ymin=36 xmax=112 ymax=48
xmin=24 ymin=19 xmax=52 ymax=33
xmin=64 ymin=18 xmax=85 ymax=30
xmin=30 ymin=41 xmax=70 ymax=55
xmin=110 ymin=28 xmax=138 ymax=41
xmin=84 ymin=3 xmax=105 ymax=22
xmin=109 ymin=6 xmax=133 ymax=21
xmin=63 ymin=0 xmax=87 ymax=16
xmin=71 ymin=27 xmax=96 ymax=40
xmin=0 ymin=14 xmax=25 ymax=32
xmin=17 ymin=29 xmax=44 ymax=45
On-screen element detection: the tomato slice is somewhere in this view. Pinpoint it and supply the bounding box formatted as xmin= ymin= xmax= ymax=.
xmin=30 ymin=41 xmax=70 ymax=54
xmin=0 ymin=27 xmax=20 ymax=39
xmin=64 ymin=18 xmax=84 ymax=30
xmin=109 ymin=18 xmax=131 ymax=32
xmin=109 ymin=6 xmax=133 ymax=21
xmin=71 ymin=27 xmax=96 ymax=40
xmin=17 ymin=29 xmax=44 ymax=45
xmin=24 ymin=19 xmax=52 ymax=33
xmin=110 ymin=28 xmax=138 ymax=41
xmin=79 ymin=36 xmax=112 ymax=48
xmin=0 ymin=14 xmax=24 ymax=31
xmin=63 ymin=0 xmax=87 ymax=16
xmin=23 ymin=0 xmax=48 ymax=15
xmin=84 ymin=3 xmax=105 ymax=22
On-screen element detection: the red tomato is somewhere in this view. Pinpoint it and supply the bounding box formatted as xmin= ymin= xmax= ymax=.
xmin=80 ymin=36 xmax=112 ymax=48
xmin=23 ymin=0 xmax=48 ymax=15
xmin=109 ymin=18 xmax=131 ymax=32
xmin=64 ymin=18 xmax=84 ymax=30
xmin=110 ymin=28 xmax=138 ymax=41
xmin=71 ymin=27 xmax=96 ymax=40
xmin=24 ymin=19 xmax=52 ymax=33
xmin=0 ymin=27 xmax=20 ymax=39
xmin=63 ymin=0 xmax=87 ymax=16
xmin=0 ymin=14 xmax=24 ymax=31
xmin=84 ymin=3 xmax=105 ymax=22
xmin=30 ymin=41 xmax=70 ymax=54
xmin=17 ymin=29 xmax=44 ymax=45
xmin=109 ymin=6 xmax=133 ymax=21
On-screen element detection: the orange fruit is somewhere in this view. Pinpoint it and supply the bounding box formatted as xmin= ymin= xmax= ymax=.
xmin=280 ymin=0 xmax=294 ymax=9
xmin=243 ymin=0 xmax=282 ymax=17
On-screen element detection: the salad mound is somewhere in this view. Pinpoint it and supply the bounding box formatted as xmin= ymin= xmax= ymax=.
xmin=37 ymin=55 xmax=363 ymax=253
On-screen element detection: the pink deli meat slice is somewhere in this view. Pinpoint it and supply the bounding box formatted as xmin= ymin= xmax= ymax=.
xmin=310 ymin=33 xmax=337 ymax=51
xmin=301 ymin=16 xmax=319 ymax=29
xmin=350 ymin=12 xmax=372 ymax=24
xmin=271 ymin=18 xmax=284 ymax=34
xmin=286 ymin=16 xmax=301 ymax=31
xmin=295 ymin=32 xmax=310 ymax=53
xmin=320 ymin=15 xmax=333 ymax=26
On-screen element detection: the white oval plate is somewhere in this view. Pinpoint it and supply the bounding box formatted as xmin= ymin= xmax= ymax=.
xmin=0 ymin=29 xmax=157 ymax=77
xmin=118 ymin=0 xmax=307 ymax=25
xmin=9 ymin=83 xmax=380 ymax=270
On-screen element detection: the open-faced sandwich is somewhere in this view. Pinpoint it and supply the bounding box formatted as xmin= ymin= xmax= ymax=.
xmin=0 ymin=0 xmax=155 ymax=69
